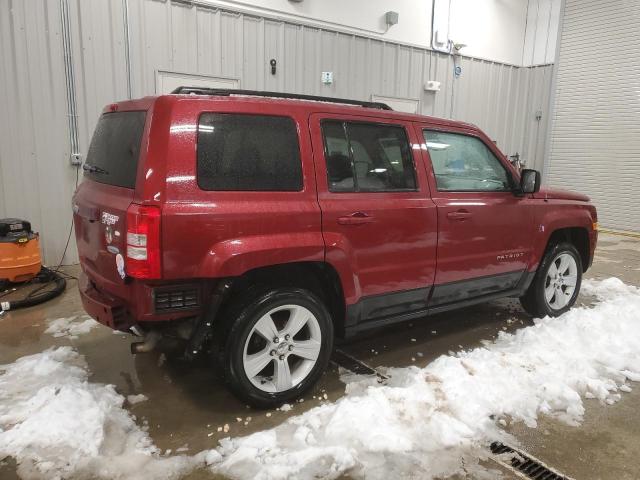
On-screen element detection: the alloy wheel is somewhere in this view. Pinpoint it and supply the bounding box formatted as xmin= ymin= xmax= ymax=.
xmin=544 ymin=252 xmax=578 ymax=310
xmin=242 ymin=304 xmax=322 ymax=393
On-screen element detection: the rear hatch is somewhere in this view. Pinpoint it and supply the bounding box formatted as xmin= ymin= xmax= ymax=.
xmin=73 ymin=110 xmax=147 ymax=286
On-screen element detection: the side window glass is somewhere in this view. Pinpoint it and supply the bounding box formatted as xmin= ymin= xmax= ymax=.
xmin=322 ymin=121 xmax=354 ymax=192
xmin=423 ymin=130 xmax=512 ymax=192
xmin=197 ymin=114 xmax=302 ymax=191
xmin=321 ymin=121 xmax=417 ymax=193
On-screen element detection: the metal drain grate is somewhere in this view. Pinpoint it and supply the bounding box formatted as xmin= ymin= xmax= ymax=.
xmin=331 ymin=349 xmax=388 ymax=382
xmin=491 ymin=442 xmax=574 ymax=480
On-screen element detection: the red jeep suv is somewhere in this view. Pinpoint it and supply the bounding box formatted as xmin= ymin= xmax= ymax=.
xmin=73 ymin=88 xmax=597 ymax=407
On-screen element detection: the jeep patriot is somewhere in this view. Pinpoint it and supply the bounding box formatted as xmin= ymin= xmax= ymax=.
xmin=73 ymin=88 xmax=598 ymax=407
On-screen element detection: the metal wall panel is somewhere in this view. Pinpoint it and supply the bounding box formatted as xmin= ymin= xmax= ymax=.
xmin=0 ymin=0 xmax=553 ymax=264
xmin=0 ymin=0 xmax=76 ymax=264
xmin=547 ymin=0 xmax=640 ymax=232
xmin=72 ymin=0 xmax=130 ymax=158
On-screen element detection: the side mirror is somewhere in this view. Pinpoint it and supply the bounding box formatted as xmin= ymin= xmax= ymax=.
xmin=520 ymin=169 xmax=541 ymax=194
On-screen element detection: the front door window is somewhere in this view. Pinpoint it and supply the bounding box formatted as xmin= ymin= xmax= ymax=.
xmin=423 ymin=130 xmax=512 ymax=192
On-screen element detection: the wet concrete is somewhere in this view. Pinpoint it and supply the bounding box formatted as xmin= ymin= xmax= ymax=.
xmin=0 ymin=232 xmax=638 ymax=479
xmin=503 ymin=233 xmax=640 ymax=480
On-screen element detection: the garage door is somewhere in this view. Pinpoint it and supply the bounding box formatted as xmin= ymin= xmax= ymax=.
xmin=546 ymin=0 xmax=640 ymax=233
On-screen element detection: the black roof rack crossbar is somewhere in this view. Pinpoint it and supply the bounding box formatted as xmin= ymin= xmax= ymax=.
xmin=170 ymin=87 xmax=392 ymax=110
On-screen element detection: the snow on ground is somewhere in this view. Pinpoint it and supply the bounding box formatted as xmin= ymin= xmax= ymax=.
xmin=0 ymin=347 xmax=207 ymax=480
xmin=127 ymin=394 xmax=149 ymax=405
xmin=1 ymin=278 xmax=639 ymax=480
xmin=210 ymin=278 xmax=640 ymax=479
xmin=44 ymin=315 xmax=98 ymax=339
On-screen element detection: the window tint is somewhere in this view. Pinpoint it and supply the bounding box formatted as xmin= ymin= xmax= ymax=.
xmin=423 ymin=130 xmax=512 ymax=192
xmin=85 ymin=111 xmax=146 ymax=188
xmin=322 ymin=121 xmax=416 ymax=192
xmin=197 ymin=114 xmax=302 ymax=191
xmin=323 ymin=122 xmax=354 ymax=192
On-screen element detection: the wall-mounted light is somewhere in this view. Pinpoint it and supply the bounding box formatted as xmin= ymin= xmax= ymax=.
xmin=385 ymin=11 xmax=399 ymax=27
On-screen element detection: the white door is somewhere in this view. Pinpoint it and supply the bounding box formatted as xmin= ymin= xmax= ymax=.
xmin=156 ymin=70 xmax=239 ymax=94
xmin=371 ymin=95 xmax=419 ymax=114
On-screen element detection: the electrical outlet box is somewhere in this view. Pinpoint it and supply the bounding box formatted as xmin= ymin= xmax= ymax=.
xmin=424 ymin=80 xmax=441 ymax=92
xmin=70 ymin=153 xmax=82 ymax=166
xmin=321 ymin=71 xmax=333 ymax=85
xmin=385 ymin=11 xmax=399 ymax=26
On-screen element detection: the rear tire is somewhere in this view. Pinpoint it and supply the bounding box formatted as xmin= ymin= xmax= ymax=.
xmin=220 ymin=286 xmax=333 ymax=408
xmin=520 ymin=242 xmax=582 ymax=318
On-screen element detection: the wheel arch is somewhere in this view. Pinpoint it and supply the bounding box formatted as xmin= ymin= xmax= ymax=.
xmin=222 ymin=261 xmax=348 ymax=337
xmin=545 ymin=227 xmax=591 ymax=272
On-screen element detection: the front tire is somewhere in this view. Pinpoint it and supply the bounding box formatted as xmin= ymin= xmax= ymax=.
xmin=520 ymin=242 xmax=582 ymax=318
xmin=222 ymin=287 xmax=333 ymax=408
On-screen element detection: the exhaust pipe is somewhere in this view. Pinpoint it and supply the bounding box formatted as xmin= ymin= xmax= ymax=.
xmin=130 ymin=331 xmax=186 ymax=355
xmin=129 ymin=325 xmax=144 ymax=337
xmin=130 ymin=331 xmax=161 ymax=354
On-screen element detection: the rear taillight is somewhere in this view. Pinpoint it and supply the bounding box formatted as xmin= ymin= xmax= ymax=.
xmin=126 ymin=204 xmax=161 ymax=279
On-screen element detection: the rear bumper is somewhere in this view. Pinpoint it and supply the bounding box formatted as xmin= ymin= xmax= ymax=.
xmin=79 ymin=272 xmax=133 ymax=331
xmin=78 ymin=268 xmax=207 ymax=329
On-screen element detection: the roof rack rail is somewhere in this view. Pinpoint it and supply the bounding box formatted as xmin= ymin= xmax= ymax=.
xmin=170 ymin=87 xmax=392 ymax=110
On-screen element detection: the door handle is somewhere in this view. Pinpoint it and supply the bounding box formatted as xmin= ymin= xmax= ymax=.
xmin=337 ymin=212 xmax=375 ymax=225
xmin=446 ymin=209 xmax=472 ymax=221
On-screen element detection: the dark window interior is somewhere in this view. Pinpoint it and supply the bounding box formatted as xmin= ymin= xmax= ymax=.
xmin=197 ymin=114 xmax=303 ymax=191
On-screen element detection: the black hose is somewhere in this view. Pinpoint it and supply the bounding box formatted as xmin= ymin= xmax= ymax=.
xmin=0 ymin=267 xmax=66 ymax=313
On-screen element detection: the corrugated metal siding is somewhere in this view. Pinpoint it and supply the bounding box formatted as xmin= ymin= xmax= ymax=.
xmin=451 ymin=57 xmax=552 ymax=170
xmin=547 ymin=0 xmax=640 ymax=232
xmin=0 ymin=0 xmax=553 ymax=264
xmin=0 ymin=0 xmax=76 ymax=264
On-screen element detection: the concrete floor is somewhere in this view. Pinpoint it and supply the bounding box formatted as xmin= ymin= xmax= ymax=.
xmin=1 ymin=232 xmax=639 ymax=479
xmin=505 ymin=233 xmax=640 ymax=480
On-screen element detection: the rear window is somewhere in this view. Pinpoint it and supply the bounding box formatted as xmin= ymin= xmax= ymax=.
xmin=84 ymin=111 xmax=146 ymax=188
xmin=197 ymin=113 xmax=302 ymax=191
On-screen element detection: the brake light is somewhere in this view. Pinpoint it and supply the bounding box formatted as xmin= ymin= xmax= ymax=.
xmin=126 ymin=204 xmax=161 ymax=279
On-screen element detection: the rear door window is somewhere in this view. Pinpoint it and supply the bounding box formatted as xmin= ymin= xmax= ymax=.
xmin=197 ymin=114 xmax=303 ymax=191
xmin=322 ymin=121 xmax=417 ymax=192
xmin=84 ymin=111 xmax=146 ymax=188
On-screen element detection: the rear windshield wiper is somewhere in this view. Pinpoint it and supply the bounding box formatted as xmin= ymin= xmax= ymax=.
xmin=82 ymin=163 xmax=109 ymax=175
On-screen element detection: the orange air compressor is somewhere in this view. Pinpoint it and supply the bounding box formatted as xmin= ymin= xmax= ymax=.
xmin=0 ymin=219 xmax=42 ymax=283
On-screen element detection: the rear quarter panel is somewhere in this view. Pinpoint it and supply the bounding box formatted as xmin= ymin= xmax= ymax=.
xmin=156 ymin=98 xmax=324 ymax=280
